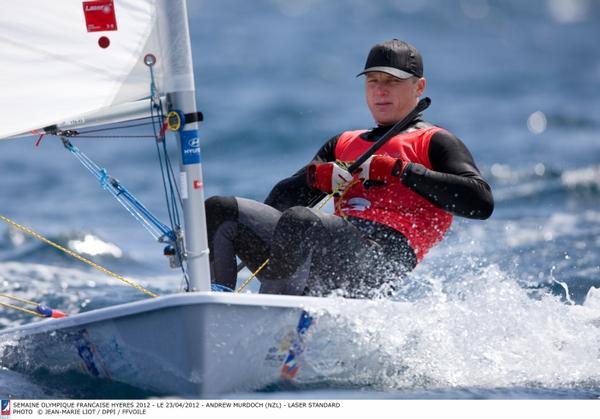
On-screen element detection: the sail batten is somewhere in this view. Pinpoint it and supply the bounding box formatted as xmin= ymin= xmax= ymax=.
xmin=6 ymin=97 xmax=168 ymax=140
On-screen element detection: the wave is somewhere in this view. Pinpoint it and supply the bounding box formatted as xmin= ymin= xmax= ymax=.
xmin=0 ymin=228 xmax=148 ymax=273
xmin=423 ymin=208 xmax=600 ymax=306
xmin=489 ymin=164 xmax=600 ymax=203
xmin=0 ymin=261 xmax=178 ymax=330
xmin=0 ymin=369 xmax=51 ymax=399
xmin=298 ymin=266 xmax=600 ymax=391
xmin=2 ymin=262 xmax=599 ymax=397
xmin=0 ymin=368 xmax=156 ymax=399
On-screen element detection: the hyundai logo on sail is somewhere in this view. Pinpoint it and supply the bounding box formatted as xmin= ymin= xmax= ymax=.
xmin=181 ymin=130 xmax=201 ymax=165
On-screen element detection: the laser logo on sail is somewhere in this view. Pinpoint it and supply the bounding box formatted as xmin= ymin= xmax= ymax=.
xmin=82 ymin=0 xmax=118 ymax=32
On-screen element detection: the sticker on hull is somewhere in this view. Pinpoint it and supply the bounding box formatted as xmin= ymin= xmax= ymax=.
xmin=264 ymin=310 xmax=314 ymax=380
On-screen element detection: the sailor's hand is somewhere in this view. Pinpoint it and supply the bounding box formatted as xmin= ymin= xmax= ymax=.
xmin=357 ymin=155 xmax=406 ymax=185
xmin=307 ymin=162 xmax=352 ymax=194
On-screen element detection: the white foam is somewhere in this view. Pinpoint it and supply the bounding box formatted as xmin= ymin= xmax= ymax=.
xmin=68 ymin=234 xmax=123 ymax=258
xmin=561 ymin=166 xmax=600 ymax=190
xmin=583 ymin=287 xmax=600 ymax=310
xmin=302 ymin=265 xmax=600 ymax=390
xmin=502 ymin=213 xmax=578 ymax=247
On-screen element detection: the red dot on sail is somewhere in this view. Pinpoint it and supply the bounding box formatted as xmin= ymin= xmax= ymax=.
xmin=98 ymin=36 xmax=110 ymax=48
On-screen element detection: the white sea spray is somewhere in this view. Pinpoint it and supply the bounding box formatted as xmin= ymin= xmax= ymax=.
xmin=300 ymin=265 xmax=600 ymax=390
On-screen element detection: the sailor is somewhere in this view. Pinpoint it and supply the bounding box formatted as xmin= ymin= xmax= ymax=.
xmin=205 ymin=39 xmax=493 ymax=298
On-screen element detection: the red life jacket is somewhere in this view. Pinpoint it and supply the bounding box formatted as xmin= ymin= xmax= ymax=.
xmin=334 ymin=127 xmax=453 ymax=262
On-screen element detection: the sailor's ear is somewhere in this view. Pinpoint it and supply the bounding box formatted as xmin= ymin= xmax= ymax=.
xmin=416 ymin=77 xmax=426 ymax=97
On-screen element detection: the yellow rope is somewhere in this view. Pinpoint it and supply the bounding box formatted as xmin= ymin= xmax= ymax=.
xmin=0 ymin=292 xmax=38 ymax=306
xmin=0 ymin=301 xmax=44 ymax=317
xmin=317 ymin=191 xmax=335 ymax=211
xmin=334 ymin=179 xmax=360 ymax=219
xmin=0 ymin=214 xmax=158 ymax=298
xmin=235 ymin=258 xmax=270 ymax=293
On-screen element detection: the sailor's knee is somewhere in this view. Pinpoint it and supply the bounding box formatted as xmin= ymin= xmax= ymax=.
xmin=205 ymin=196 xmax=238 ymax=236
xmin=279 ymin=206 xmax=319 ymax=231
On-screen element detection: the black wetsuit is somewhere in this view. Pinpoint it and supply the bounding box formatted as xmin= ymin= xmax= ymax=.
xmin=205 ymin=118 xmax=493 ymax=298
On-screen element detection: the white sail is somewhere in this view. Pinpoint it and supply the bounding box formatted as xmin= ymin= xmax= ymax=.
xmin=0 ymin=0 xmax=194 ymax=139
xmin=0 ymin=0 xmax=211 ymax=290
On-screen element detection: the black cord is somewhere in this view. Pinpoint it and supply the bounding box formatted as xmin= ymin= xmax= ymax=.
xmin=148 ymin=88 xmax=190 ymax=291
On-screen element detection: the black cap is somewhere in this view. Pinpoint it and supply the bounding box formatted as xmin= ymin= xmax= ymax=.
xmin=357 ymin=39 xmax=423 ymax=79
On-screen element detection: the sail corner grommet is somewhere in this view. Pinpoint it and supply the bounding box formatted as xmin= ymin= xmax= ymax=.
xmin=144 ymin=53 xmax=157 ymax=67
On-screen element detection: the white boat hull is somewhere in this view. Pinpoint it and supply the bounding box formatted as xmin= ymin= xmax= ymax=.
xmin=1 ymin=292 xmax=402 ymax=397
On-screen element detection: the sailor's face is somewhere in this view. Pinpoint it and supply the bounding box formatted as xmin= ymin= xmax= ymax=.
xmin=365 ymin=72 xmax=425 ymax=126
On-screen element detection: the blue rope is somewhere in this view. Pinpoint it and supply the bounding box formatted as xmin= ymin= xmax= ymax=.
xmin=211 ymin=284 xmax=234 ymax=293
xmin=63 ymin=138 xmax=175 ymax=242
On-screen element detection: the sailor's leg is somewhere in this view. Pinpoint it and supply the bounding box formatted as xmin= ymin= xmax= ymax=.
xmin=205 ymin=196 xmax=280 ymax=289
xmin=263 ymin=206 xmax=371 ymax=296
xmin=258 ymin=254 xmax=312 ymax=295
xmin=258 ymin=206 xmax=319 ymax=295
xmin=266 ymin=207 xmax=413 ymax=297
xmin=264 ymin=206 xmax=320 ymax=280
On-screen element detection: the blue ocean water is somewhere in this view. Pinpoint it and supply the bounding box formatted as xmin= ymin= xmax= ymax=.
xmin=1 ymin=0 xmax=600 ymax=399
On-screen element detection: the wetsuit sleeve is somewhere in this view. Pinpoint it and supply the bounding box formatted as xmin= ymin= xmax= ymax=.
xmin=264 ymin=134 xmax=340 ymax=211
xmin=401 ymin=130 xmax=494 ymax=219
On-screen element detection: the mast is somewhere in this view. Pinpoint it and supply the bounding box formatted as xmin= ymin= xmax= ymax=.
xmin=170 ymin=91 xmax=212 ymax=292
xmin=158 ymin=1 xmax=211 ymax=291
